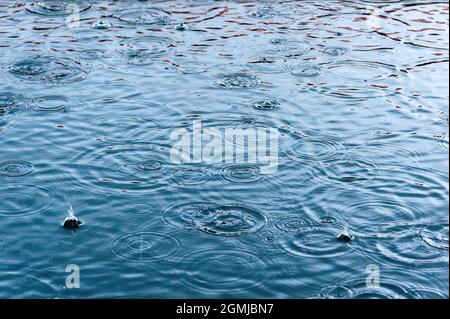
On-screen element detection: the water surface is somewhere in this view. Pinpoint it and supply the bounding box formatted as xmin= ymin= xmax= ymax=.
xmin=0 ymin=0 xmax=448 ymax=299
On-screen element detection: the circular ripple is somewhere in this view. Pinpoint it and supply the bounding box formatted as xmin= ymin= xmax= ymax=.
xmin=328 ymin=60 xmax=398 ymax=81
xmin=274 ymin=215 xmax=317 ymax=233
xmin=195 ymin=205 xmax=267 ymax=237
xmin=311 ymin=10 xmax=384 ymax=38
xmin=408 ymin=287 xmax=449 ymax=299
xmin=113 ymin=8 xmax=171 ymax=25
xmin=436 ymin=134 xmax=449 ymax=152
xmin=264 ymin=46 xmax=308 ymax=60
xmin=198 ymin=117 xmax=259 ymax=133
xmin=323 ymin=47 xmax=348 ymax=56
xmin=279 ymin=225 xmax=354 ymax=258
xmin=174 ymin=61 xmax=209 ymax=74
xmin=65 ymin=143 xmax=168 ymax=195
xmin=8 ymin=56 xmax=88 ymax=84
xmin=0 ymin=93 xmax=29 ymax=113
xmin=250 ymin=99 xmax=281 ymax=111
xmin=164 ymin=202 xmax=267 ymax=237
xmin=214 ymin=73 xmax=261 ymax=89
xmin=291 ymin=64 xmax=321 ymax=77
xmin=0 ymin=184 xmax=55 ymax=217
xmin=110 ymin=232 xmax=179 ymax=261
xmin=78 ymin=49 xmax=108 ymax=60
xmin=419 ymin=223 xmax=449 ymax=250
xmin=32 ymin=95 xmax=71 ymax=112
xmin=178 ymin=249 xmax=270 ymax=294
xmin=286 ymin=135 xmax=345 ymax=162
xmin=219 ymin=165 xmax=264 ymax=184
xmin=270 ymin=37 xmax=289 ymax=45
xmin=246 ymin=55 xmax=289 ymax=74
xmin=136 ymin=160 xmax=163 ymax=172
xmin=71 ymin=29 xmax=105 ymax=43
xmin=265 ymin=197 xmax=285 ymax=206
xmin=164 ymin=201 xmax=215 ymax=230
xmin=342 ymin=200 xmax=426 ymax=236
xmin=125 ymin=203 xmax=155 ymax=216
xmin=319 ymin=216 xmax=339 ymax=225
xmin=366 ymin=165 xmax=448 ymax=200
xmin=317 ymin=159 xmax=381 ymax=184
xmin=0 ymin=161 xmax=36 ymax=177
xmin=222 ymin=121 xmax=302 ymax=160
xmin=318 ymin=82 xmax=393 ymax=100
xmin=436 ymin=111 xmax=449 ymax=126
xmin=119 ymin=36 xmax=173 ymax=65
xmin=85 ymin=116 xmax=162 ymax=142
xmin=26 ymin=0 xmax=91 ymax=16
xmin=368 ymin=223 xmax=449 ymax=265
xmin=247 ymin=5 xmax=278 ymax=19
xmin=10 ymin=59 xmax=46 ymax=75
xmin=169 ymin=168 xmax=212 ymax=186
xmin=116 ymin=160 xmax=164 ymax=177
xmin=320 ymin=279 xmax=410 ymax=299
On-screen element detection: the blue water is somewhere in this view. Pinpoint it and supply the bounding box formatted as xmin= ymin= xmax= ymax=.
xmin=0 ymin=0 xmax=448 ymax=299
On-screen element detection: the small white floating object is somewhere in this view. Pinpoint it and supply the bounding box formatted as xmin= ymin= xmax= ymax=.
xmin=93 ymin=20 xmax=111 ymax=30
xmin=62 ymin=206 xmax=83 ymax=230
xmin=175 ymin=22 xmax=187 ymax=31
xmin=337 ymin=228 xmax=354 ymax=242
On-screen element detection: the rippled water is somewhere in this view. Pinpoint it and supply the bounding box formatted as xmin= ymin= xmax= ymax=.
xmin=0 ymin=0 xmax=448 ymax=299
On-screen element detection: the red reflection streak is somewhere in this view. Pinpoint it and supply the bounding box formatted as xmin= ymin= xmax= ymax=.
xmin=225 ymin=20 xmax=254 ymax=26
xmin=184 ymin=6 xmax=230 ymax=23
xmin=220 ymin=34 xmax=248 ymax=39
